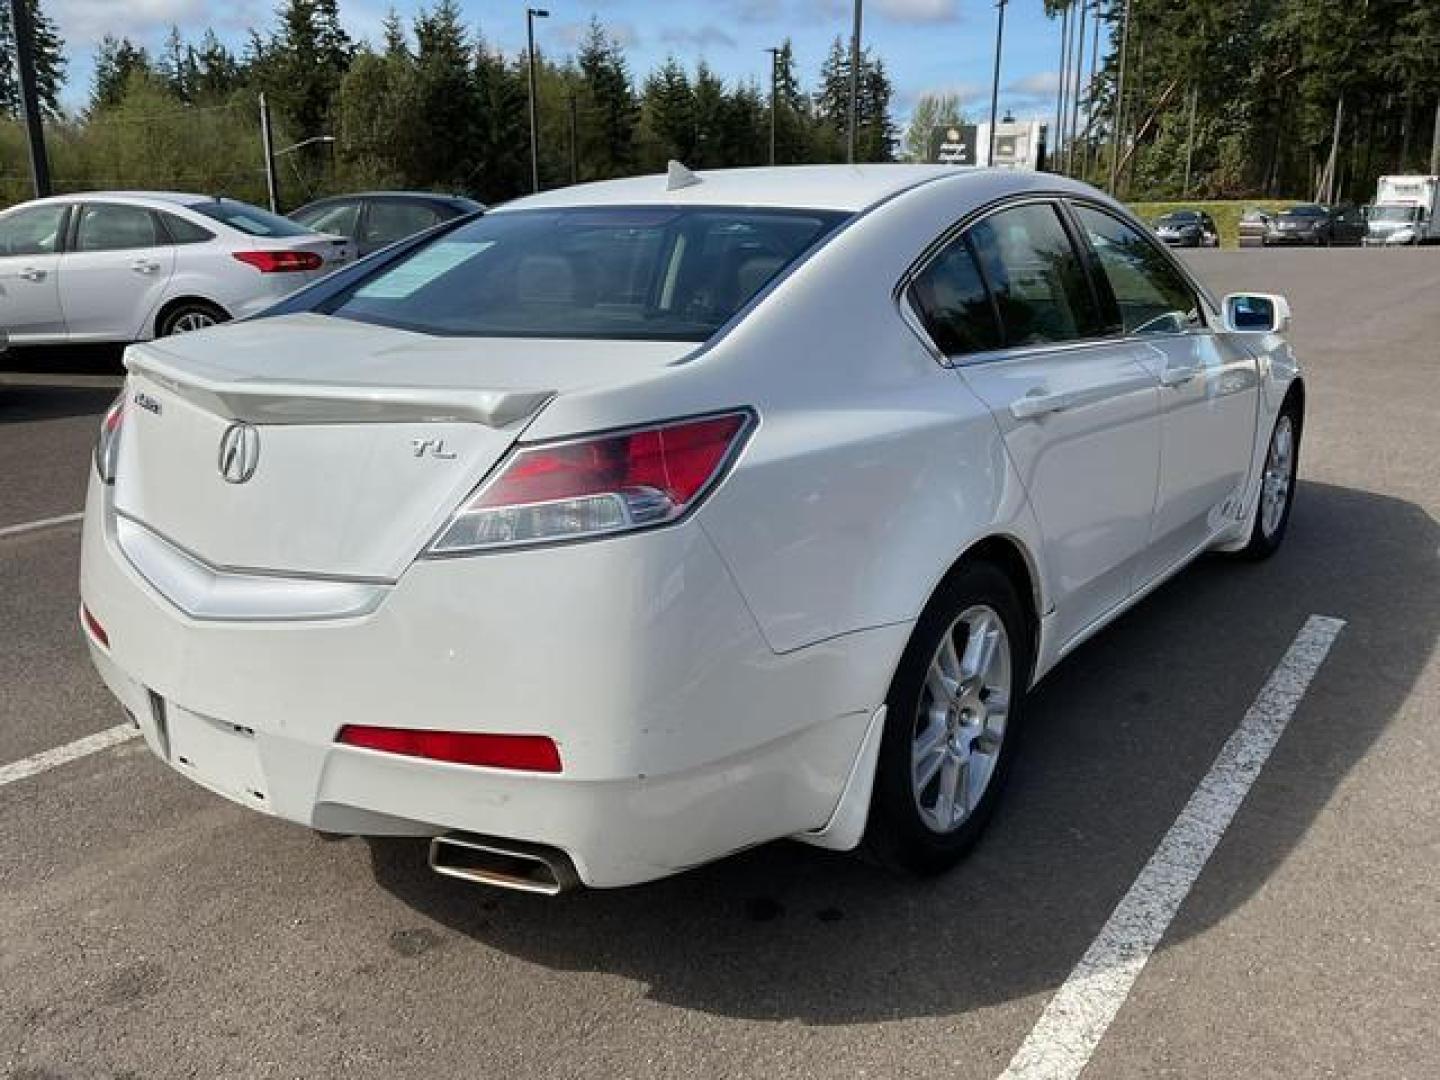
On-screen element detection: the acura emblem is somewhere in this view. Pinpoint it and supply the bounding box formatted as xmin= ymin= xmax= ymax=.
xmin=218 ymin=422 xmax=261 ymax=484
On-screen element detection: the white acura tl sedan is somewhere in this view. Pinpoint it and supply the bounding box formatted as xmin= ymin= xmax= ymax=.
xmin=0 ymin=192 xmax=351 ymax=345
xmin=80 ymin=165 xmax=1302 ymax=894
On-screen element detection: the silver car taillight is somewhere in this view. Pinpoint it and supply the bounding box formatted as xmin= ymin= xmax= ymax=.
xmin=425 ymin=411 xmax=754 ymax=555
xmin=94 ymin=392 xmax=126 ymax=485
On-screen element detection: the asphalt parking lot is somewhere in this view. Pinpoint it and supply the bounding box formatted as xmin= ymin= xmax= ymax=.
xmin=3 ymin=248 xmax=1438 ymax=1079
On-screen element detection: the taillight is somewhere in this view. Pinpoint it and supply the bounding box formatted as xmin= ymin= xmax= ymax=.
xmin=426 ymin=410 xmax=753 ymax=555
xmin=94 ymin=391 xmax=125 ymax=484
xmin=337 ymin=725 xmax=562 ymax=773
xmin=232 ymin=250 xmax=324 ymax=273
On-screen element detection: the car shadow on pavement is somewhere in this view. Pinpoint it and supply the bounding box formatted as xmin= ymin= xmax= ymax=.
xmin=0 ymin=380 xmax=119 ymax=424
xmin=366 ymin=479 xmax=1438 ymax=1025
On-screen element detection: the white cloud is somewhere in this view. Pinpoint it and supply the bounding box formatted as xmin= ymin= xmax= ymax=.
xmin=49 ymin=0 xmax=213 ymax=44
xmin=552 ymin=19 xmax=643 ymax=51
xmin=659 ymin=25 xmax=740 ymax=51
xmin=1007 ymin=70 xmax=1061 ymax=97
xmin=874 ymin=0 xmax=961 ymax=23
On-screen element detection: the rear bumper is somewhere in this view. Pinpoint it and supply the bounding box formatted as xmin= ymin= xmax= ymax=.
xmin=80 ymin=479 xmax=908 ymax=887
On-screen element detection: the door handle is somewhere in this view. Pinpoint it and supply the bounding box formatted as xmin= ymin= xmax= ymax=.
xmin=1010 ymin=389 xmax=1078 ymax=420
xmin=130 ymin=260 xmax=159 ymax=275
xmin=1159 ymin=366 xmax=1199 ymax=388
xmin=18 ymin=267 xmax=46 ymax=282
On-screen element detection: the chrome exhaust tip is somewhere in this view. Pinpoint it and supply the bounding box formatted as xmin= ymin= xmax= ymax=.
xmin=428 ymin=833 xmax=580 ymax=896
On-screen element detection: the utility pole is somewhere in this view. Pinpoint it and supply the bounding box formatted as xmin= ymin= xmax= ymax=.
xmin=1054 ymin=2 xmax=1071 ymax=174
xmin=987 ymin=0 xmax=1008 ymax=167
xmin=526 ymin=7 xmax=549 ymax=193
xmin=1067 ymin=0 xmax=1087 ymax=174
xmin=567 ymin=91 xmax=578 ymax=185
xmin=1108 ymin=0 xmax=1133 ymax=195
xmin=847 ymin=0 xmax=863 ymax=163
xmin=1430 ymin=96 xmax=1440 ymax=175
xmin=1182 ymin=83 xmax=1198 ymax=198
xmin=259 ymin=92 xmax=279 ymax=212
xmin=766 ymin=46 xmax=781 ymax=166
xmin=1320 ymin=93 xmax=1344 ymax=204
xmin=1082 ymin=1 xmax=1101 ymax=180
xmin=9 ymin=0 xmax=51 ymax=197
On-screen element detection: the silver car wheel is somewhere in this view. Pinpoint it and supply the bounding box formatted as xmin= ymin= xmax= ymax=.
xmin=911 ymin=604 xmax=1011 ymax=834
xmin=1260 ymin=414 xmax=1295 ymax=539
xmin=170 ymin=310 xmax=216 ymax=334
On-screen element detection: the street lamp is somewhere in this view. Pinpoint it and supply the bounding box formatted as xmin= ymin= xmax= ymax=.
xmin=273 ymin=135 xmax=336 ymax=157
xmin=526 ymin=7 xmax=549 ymax=193
xmin=765 ymin=46 xmax=781 ymax=166
xmin=847 ymin=0 xmax=863 ymax=164
xmin=987 ymin=0 xmax=1008 ymax=167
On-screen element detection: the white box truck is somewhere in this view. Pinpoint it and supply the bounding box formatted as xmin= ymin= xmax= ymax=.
xmin=1365 ymin=175 xmax=1440 ymax=245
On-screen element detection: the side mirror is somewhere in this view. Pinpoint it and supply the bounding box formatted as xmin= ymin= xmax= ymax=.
xmin=1222 ymin=292 xmax=1291 ymax=334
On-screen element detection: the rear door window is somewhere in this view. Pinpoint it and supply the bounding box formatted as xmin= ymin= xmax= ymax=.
xmin=363 ymin=201 xmax=443 ymax=247
xmin=293 ymin=201 xmax=362 ymax=237
xmin=74 ymin=204 xmax=163 ymax=251
xmin=966 ymin=203 xmax=1105 ymax=347
xmin=0 ymin=204 xmax=68 ymax=255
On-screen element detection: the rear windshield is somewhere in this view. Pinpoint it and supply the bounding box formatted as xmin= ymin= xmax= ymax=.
xmin=325 ymin=206 xmax=848 ymax=340
xmin=190 ymin=198 xmax=315 ymax=238
xmin=1283 ymin=205 xmax=1326 ymax=217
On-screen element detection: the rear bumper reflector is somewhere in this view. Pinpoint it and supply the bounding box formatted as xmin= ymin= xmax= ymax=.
xmin=336 ymin=725 xmax=562 ymax=773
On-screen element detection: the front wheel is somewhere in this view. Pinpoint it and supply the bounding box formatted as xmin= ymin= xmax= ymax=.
xmin=1237 ymin=403 xmax=1301 ymax=560
xmin=864 ymin=562 xmax=1031 ymax=875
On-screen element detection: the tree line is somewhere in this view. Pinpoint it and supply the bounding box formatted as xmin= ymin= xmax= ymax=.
xmin=1048 ymin=0 xmax=1440 ymax=203
xmin=0 ymin=0 xmax=895 ymax=209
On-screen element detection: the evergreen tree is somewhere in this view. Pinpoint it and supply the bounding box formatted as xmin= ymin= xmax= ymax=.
xmin=641 ymin=57 xmax=696 ymax=167
xmin=90 ymin=36 xmax=152 ymax=112
xmin=0 ymin=0 xmax=67 ymax=120
xmin=577 ymin=19 xmax=639 ymax=179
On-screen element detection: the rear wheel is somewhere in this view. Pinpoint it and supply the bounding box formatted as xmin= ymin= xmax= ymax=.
xmin=1237 ymin=402 xmax=1301 ymax=560
xmin=864 ymin=562 xmax=1031 ymax=875
xmin=158 ymin=300 xmax=228 ymax=337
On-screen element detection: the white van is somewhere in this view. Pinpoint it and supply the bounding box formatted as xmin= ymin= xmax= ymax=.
xmin=1365 ymin=175 xmax=1439 ymax=245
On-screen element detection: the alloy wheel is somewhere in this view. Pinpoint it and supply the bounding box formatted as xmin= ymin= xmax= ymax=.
xmin=911 ymin=605 xmax=1011 ymax=834
xmin=1260 ymin=414 xmax=1295 ymax=538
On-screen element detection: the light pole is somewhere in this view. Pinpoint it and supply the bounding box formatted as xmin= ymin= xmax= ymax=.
xmin=9 ymin=0 xmax=51 ymax=197
xmin=847 ymin=0 xmax=863 ymax=164
xmin=1067 ymin=0 xmax=1087 ymax=174
xmin=526 ymin=7 xmax=549 ymax=193
xmin=1108 ymin=0 xmax=1133 ymax=195
xmin=987 ymin=0 xmax=1008 ymax=167
xmin=765 ymin=46 xmax=781 ymax=165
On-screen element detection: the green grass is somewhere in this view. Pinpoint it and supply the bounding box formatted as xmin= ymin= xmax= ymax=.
xmin=1128 ymin=199 xmax=1303 ymax=249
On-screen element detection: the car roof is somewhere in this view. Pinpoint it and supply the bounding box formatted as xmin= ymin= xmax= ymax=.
xmin=16 ymin=191 xmax=216 ymax=208
xmin=497 ymin=164 xmax=973 ymax=214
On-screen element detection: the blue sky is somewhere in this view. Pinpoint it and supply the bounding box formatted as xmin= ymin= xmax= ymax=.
xmin=51 ymin=0 xmax=1088 ymax=132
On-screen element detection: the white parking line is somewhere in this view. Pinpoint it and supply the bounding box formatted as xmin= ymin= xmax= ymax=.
xmin=999 ymin=614 xmax=1346 ymax=1080
xmin=0 ymin=724 xmax=141 ymax=790
xmin=0 ymin=511 xmax=84 ymax=539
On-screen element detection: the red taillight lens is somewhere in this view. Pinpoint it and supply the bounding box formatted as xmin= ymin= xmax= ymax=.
xmin=94 ymin=391 xmax=126 ymax=484
xmin=337 ymin=725 xmax=562 ymax=773
xmin=427 ymin=411 xmax=753 ymax=554
xmin=81 ymin=604 xmax=109 ymax=648
xmin=232 ymin=250 xmax=324 ymax=273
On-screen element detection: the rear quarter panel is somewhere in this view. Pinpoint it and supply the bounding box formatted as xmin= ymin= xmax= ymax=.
xmin=523 ymin=171 xmax=1063 ymax=656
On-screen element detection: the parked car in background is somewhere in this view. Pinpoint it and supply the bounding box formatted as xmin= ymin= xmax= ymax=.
xmin=288 ymin=192 xmax=483 ymax=258
xmin=1264 ymin=203 xmax=1365 ymax=246
xmin=82 ymin=165 xmax=1304 ymax=893
xmin=1238 ymin=207 xmax=1272 ymax=247
xmin=1364 ymin=175 xmax=1439 ymax=245
xmin=1152 ymin=209 xmax=1220 ymax=247
xmin=0 ymin=193 xmax=353 ymax=346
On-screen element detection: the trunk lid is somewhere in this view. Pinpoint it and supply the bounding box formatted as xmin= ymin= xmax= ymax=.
xmin=113 ymin=313 xmax=693 ymax=581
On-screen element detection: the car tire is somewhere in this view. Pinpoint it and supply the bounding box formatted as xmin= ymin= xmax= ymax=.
xmin=158 ymin=300 xmax=229 ymax=337
xmin=1236 ymin=400 xmax=1302 ymax=561
xmin=864 ymin=561 xmax=1031 ymax=876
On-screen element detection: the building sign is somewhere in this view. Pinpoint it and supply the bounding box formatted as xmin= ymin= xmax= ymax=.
xmin=930 ymin=124 xmax=977 ymax=166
